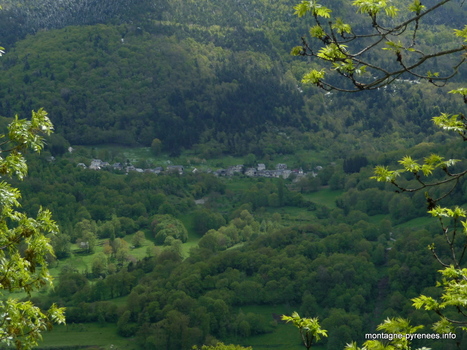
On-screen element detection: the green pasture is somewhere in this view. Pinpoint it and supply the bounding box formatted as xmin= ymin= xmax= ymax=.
xmin=109 ymin=295 xmax=129 ymax=307
xmin=179 ymin=212 xmax=203 ymax=257
xmin=231 ymin=305 xmax=326 ymax=350
xmin=121 ymin=147 xmax=153 ymax=163
xmin=303 ymin=189 xmax=344 ymax=208
xmin=264 ymin=206 xmax=315 ymax=226
xmin=6 ymin=233 xmax=156 ymax=301
xmin=368 ymin=214 xmax=389 ymax=224
xmin=59 ymin=232 xmax=155 ymax=274
xmin=40 ymin=323 xmax=138 ymax=350
xmin=293 ymin=149 xmax=329 ymax=165
xmin=395 ymin=216 xmax=433 ymax=229
xmin=240 ymin=324 xmax=325 ymax=350
xmin=224 ymin=177 xmax=258 ymax=192
xmin=204 ymin=155 xmax=245 ymax=168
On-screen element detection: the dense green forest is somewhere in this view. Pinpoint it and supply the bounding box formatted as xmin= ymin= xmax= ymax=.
xmin=4 ymin=142 xmax=465 ymax=349
xmin=1 ymin=0 xmax=467 ymax=349
xmin=0 ymin=0 xmax=465 ymax=156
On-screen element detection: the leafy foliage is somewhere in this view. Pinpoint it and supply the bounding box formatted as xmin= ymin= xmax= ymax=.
xmin=293 ymin=1 xmax=332 ymax=19
xmin=0 ymin=109 xmax=65 ymax=349
xmin=292 ymin=0 xmax=467 ymax=343
xmin=282 ymin=312 xmax=327 ymax=349
xmin=293 ymin=0 xmax=467 ymax=91
xmin=152 ymin=214 xmax=189 ymax=244
xmin=344 ymin=318 xmax=426 ymax=350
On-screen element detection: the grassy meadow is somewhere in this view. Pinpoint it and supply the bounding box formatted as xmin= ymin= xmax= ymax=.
xmin=230 ymin=305 xmax=326 ymax=350
xmin=39 ymin=323 xmax=139 ymax=350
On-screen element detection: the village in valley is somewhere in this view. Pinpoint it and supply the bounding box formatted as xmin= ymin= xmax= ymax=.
xmin=75 ymin=157 xmax=320 ymax=181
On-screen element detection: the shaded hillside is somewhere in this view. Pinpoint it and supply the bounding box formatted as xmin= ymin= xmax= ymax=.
xmin=0 ymin=25 xmax=308 ymax=154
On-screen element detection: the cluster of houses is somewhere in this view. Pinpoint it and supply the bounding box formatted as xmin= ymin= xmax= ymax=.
xmin=213 ymin=163 xmax=313 ymax=180
xmin=77 ymin=159 xmax=186 ymax=175
xmin=77 ymin=159 xmax=317 ymax=180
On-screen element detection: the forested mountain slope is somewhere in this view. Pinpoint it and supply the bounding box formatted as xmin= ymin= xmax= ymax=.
xmin=0 ymin=25 xmax=307 ymax=154
xmin=0 ymin=0 xmax=465 ymax=156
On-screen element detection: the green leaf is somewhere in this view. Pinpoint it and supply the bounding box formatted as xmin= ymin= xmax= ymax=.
xmin=331 ymin=60 xmax=366 ymax=75
xmin=382 ymin=41 xmax=410 ymax=53
xmin=432 ymin=113 xmax=465 ymax=133
xmin=451 ymin=206 xmax=467 ymax=219
xmin=293 ymin=1 xmax=332 ymax=18
xmin=420 ymin=164 xmax=434 ymax=176
xmin=454 ymin=25 xmax=467 ymax=42
xmin=302 ymin=69 xmax=326 ymax=85
xmin=343 ymin=342 xmax=362 ymax=350
xmin=282 ymin=312 xmax=327 ymax=347
xmin=371 ymin=165 xmax=399 ymax=182
xmin=377 ymin=317 xmax=423 ymax=334
xmin=291 ymin=46 xmax=304 ymax=56
xmin=398 ymin=155 xmax=420 ymax=172
xmin=0 ymin=181 xmax=21 ymax=212
xmin=424 ymin=153 xmax=444 ymax=165
xmin=293 ymin=2 xmax=310 ymax=17
xmin=408 ymin=0 xmax=425 ymax=14
xmin=332 ymin=18 xmax=352 ymax=35
xmin=448 ymin=87 xmax=467 ymax=96
xmin=317 ymin=43 xmax=348 ymax=61
xmin=427 ymin=71 xmax=440 ymax=78
xmin=432 ymin=318 xmax=455 ymax=334
xmin=310 ymin=25 xmax=327 ymax=39
xmin=353 ymin=0 xmax=398 ymax=16
xmin=384 ymin=5 xmax=399 ymax=17
xmin=428 ymin=206 xmax=449 ymax=218
xmin=412 ymin=295 xmax=440 ymax=310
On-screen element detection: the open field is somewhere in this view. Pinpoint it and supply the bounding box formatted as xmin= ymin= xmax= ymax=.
xmin=39 ymin=323 xmax=139 ymax=350
xmin=264 ymin=206 xmax=315 ymax=226
xmin=303 ymin=188 xmax=344 ymax=208
xmin=179 ymin=212 xmax=203 ymax=257
xmin=395 ymin=215 xmax=434 ymax=229
xmin=238 ymin=324 xmax=325 ymax=350
xmin=231 ymin=305 xmax=326 ymax=350
xmin=224 ymin=177 xmax=259 ymax=192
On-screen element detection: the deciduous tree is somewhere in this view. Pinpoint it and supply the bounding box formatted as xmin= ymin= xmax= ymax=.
xmin=151 ymin=138 xmax=162 ymax=156
xmin=292 ymin=0 xmax=467 ymax=91
xmin=282 ymin=312 xmax=327 ymax=350
xmin=0 ymin=109 xmax=65 ymax=349
xmin=293 ymin=0 xmax=467 ymax=338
